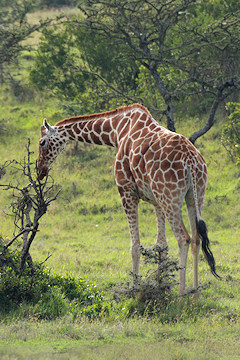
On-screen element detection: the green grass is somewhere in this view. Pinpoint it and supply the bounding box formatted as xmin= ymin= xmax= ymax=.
xmin=1 ymin=84 xmax=240 ymax=358
xmin=1 ymin=7 xmax=240 ymax=356
xmin=0 ymin=316 xmax=240 ymax=359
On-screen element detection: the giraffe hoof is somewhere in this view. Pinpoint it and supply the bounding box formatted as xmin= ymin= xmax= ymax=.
xmin=180 ymin=287 xmax=199 ymax=296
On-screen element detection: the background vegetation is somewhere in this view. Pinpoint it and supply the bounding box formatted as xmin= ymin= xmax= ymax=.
xmin=0 ymin=1 xmax=240 ymax=359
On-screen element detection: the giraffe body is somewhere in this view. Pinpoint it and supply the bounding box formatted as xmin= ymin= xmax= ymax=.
xmin=38 ymin=104 xmax=218 ymax=294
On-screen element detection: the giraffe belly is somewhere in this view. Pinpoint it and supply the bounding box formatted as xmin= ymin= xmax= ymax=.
xmin=130 ymin=157 xmax=157 ymax=204
xmin=136 ymin=180 xmax=157 ymax=204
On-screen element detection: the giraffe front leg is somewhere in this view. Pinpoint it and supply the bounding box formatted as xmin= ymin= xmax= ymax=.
xmin=127 ymin=201 xmax=140 ymax=284
xmin=154 ymin=204 xmax=168 ymax=249
xmin=154 ymin=205 xmax=168 ymax=283
xmin=118 ymin=186 xmax=140 ymax=284
xmin=127 ymin=207 xmax=141 ymax=285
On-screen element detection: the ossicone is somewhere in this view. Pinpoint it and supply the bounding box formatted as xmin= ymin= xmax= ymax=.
xmin=43 ymin=118 xmax=55 ymax=134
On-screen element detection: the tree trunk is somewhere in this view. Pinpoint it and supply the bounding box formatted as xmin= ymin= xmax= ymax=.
xmin=189 ymin=81 xmax=236 ymax=144
xmin=19 ymin=222 xmax=39 ymax=274
xmin=189 ymin=95 xmax=221 ymax=144
xmin=150 ymin=64 xmax=176 ymax=132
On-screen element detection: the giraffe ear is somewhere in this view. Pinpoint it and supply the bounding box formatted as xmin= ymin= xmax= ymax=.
xmin=41 ymin=125 xmax=47 ymax=136
xmin=43 ymin=119 xmax=55 ymax=135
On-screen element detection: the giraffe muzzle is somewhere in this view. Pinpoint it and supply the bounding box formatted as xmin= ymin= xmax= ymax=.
xmin=38 ymin=167 xmax=48 ymax=181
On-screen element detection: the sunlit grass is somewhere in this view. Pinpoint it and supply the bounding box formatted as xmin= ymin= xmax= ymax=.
xmin=25 ymin=6 xmax=82 ymax=47
xmin=1 ymin=85 xmax=239 ymax=289
xmin=0 ymin=16 xmax=240 ymax=356
xmin=1 ymin=315 xmax=240 ymax=359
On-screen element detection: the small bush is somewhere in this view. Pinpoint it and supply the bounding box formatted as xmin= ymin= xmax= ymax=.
xmin=113 ymin=244 xmax=179 ymax=316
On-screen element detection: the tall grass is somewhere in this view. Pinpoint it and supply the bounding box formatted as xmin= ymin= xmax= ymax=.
xmin=0 ymin=6 xmax=240 ymax=356
xmin=1 ymin=83 xmax=240 ymax=310
xmin=1 ymin=94 xmax=240 ymax=359
xmin=1 ymin=84 xmax=240 ymax=286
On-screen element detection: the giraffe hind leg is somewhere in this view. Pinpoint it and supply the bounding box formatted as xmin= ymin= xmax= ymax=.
xmin=164 ymin=209 xmax=191 ymax=295
xmin=154 ymin=205 xmax=167 ymax=248
xmin=185 ymin=188 xmax=201 ymax=292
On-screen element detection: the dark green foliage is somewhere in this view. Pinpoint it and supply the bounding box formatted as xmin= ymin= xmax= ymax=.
xmin=30 ymin=27 xmax=88 ymax=99
xmin=222 ymin=102 xmax=240 ymax=165
xmin=198 ymin=0 xmax=240 ymax=17
xmin=72 ymin=27 xmax=137 ymax=89
xmin=40 ymin=0 xmax=77 ymax=7
xmin=0 ymin=246 xmax=106 ymax=319
xmin=28 ymin=0 xmax=240 ymax=140
xmin=30 ymin=24 xmax=138 ymax=114
xmin=76 ymin=0 xmax=240 ymax=139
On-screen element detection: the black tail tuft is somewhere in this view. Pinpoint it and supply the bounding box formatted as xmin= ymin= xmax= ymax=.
xmin=196 ymin=218 xmax=221 ymax=279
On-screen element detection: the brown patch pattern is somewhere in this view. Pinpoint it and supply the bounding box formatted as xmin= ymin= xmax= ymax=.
xmin=38 ymin=103 xmax=209 ymax=294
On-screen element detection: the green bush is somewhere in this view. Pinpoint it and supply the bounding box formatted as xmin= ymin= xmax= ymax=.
xmin=0 ymin=247 xmax=106 ymax=319
xmin=113 ymin=245 xmax=179 ymax=317
xmin=222 ymin=102 xmax=240 ymax=165
xmin=32 ymin=286 xmax=68 ymax=320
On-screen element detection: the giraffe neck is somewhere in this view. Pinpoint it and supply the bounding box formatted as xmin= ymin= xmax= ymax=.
xmin=56 ymin=116 xmax=118 ymax=147
xmin=54 ymin=104 xmax=159 ymax=148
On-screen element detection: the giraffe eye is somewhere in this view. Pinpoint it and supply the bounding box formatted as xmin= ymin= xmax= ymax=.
xmin=40 ymin=139 xmax=46 ymax=147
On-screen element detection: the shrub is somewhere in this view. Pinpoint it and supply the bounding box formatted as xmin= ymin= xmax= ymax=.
xmin=31 ymin=286 xmax=69 ymax=320
xmin=222 ymin=102 xmax=240 ymax=165
xmin=0 ymin=246 xmax=106 ymax=319
xmin=113 ymin=244 xmax=179 ymax=317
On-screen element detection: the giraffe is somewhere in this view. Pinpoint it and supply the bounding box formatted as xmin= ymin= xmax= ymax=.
xmin=38 ymin=103 xmax=219 ymax=294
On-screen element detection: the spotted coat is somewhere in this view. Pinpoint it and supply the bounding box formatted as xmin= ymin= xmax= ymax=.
xmin=38 ymin=104 xmax=208 ymax=294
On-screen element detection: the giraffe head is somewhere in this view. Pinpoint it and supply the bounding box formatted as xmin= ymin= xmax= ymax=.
xmin=38 ymin=119 xmax=66 ymax=180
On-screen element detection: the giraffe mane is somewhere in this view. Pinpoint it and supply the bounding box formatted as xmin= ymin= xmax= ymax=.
xmin=54 ymin=104 xmax=151 ymax=127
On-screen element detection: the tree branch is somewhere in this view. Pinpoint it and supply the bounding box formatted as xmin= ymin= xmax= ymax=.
xmin=189 ymin=81 xmax=236 ymax=144
xmin=0 ymin=140 xmax=60 ymax=273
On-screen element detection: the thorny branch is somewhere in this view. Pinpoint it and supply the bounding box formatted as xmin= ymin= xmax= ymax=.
xmin=0 ymin=139 xmax=60 ymax=274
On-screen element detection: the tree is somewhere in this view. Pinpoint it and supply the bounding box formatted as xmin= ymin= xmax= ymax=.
xmin=0 ymin=0 xmax=61 ymax=82
xmin=75 ymin=0 xmax=240 ymax=142
xmin=0 ymin=141 xmax=60 ymax=274
xmin=222 ymin=102 xmax=240 ymax=165
xmin=30 ymin=24 xmax=140 ymax=114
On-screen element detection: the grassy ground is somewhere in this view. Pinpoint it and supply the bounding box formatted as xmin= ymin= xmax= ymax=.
xmin=1 ymin=84 xmax=240 ymax=359
xmin=1 ymin=7 xmax=240 ymax=359
xmin=0 ymin=316 xmax=240 ymax=359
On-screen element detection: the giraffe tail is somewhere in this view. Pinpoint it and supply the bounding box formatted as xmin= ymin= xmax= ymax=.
xmin=188 ymin=160 xmax=221 ymax=279
xmin=196 ymin=218 xmax=221 ymax=279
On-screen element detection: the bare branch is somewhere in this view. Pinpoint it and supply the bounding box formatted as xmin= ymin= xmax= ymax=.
xmin=0 ymin=140 xmax=60 ymax=273
xmin=4 ymin=227 xmax=32 ymax=250
xmin=189 ymin=82 xmax=236 ymax=144
xmin=40 ymin=253 xmax=52 ymax=266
